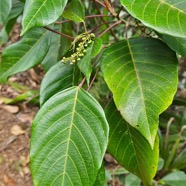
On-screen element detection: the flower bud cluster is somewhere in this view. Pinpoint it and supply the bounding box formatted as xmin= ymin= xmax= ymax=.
xmin=62 ymin=33 xmax=95 ymax=64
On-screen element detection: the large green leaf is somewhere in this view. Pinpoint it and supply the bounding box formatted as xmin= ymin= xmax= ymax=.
xmin=105 ymin=101 xmax=159 ymax=186
xmin=120 ymin=0 xmax=186 ymax=38
xmin=101 ymin=38 xmax=178 ymax=146
xmin=160 ymin=34 xmax=186 ymax=56
xmin=0 ymin=28 xmax=52 ymax=83
xmin=0 ymin=0 xmax=11 ymax=25
xmin=40 ymin=62 xmax=74 ymax=106
xmin=21 ymin=0 xmax=68 ymax=35
xmin=62 ymin=0 xmax=85 ymax=22
xmin=31 ymin=86 xmax=109 ymax=186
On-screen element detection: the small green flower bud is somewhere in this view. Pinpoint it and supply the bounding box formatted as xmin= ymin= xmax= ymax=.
xmin=77 ymin=58 xmax=81 ymax=61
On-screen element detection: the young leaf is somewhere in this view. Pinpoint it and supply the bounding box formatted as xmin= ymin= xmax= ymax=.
xmin=0 ymin=28 xmax=52 ymax=84
xmin=77 ymin=43 xmax=93 ymax=85
xmin=62 ymin=0 xmax=85 ymax=22
xmin=30 ymin=86 xmax=109 ymax=186
xmin=120 ymin=0 xmax=186 ymax=38
xmin=0 ymin=0 xmax=12 ymax=25
xmin=21 ymin=0 xmax=68 ymax=35
xmin=92 ymin=38 xmax=102 ymax=58
xmin=105 ymin=101 xmax=159 ymax=186
xmin=101 ymin=38 xmax=178 ymax=147
xmin=40 ymin=62 xmax=74 ymax=106
xmin=160 ymin=34 xmax=186 ymax=57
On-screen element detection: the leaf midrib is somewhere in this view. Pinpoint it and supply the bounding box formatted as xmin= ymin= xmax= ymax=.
xmin=23 ymin=0 xmax=48 ymax=32
xmin=61 ymin=87 xmax=79 ymax=185
xmin=0 ymin=30 xmax=49 ymax=80
xmin=126 ymin=39 xmax=151 ymax=143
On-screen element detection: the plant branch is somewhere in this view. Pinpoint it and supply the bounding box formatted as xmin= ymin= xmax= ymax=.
xmin=93 ymin=0 xmax=106 ymax=7
xmin=94 ymin=1 xmax=119 ymax=41
xmin=79 ymin=77 xmax=86 ymax=87
xmin=44 ymin=26 xmax=74 ymax=40
xmin=87 ymin=68 xmax=99 ymax=92
xmin=55 ymin=15 xmax=112 ymax=24
xmin=98 ymin=20 xmax=122 ymax=38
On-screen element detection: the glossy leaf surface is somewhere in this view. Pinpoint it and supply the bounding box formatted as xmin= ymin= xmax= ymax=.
xmin=101 ymin=38 xmax=178 ymax=146
xmin=62 ymin=0 xmax=85 ymax=22
xmin=40 ymin=62 xmax=74 ymax=106
xmin=121 ymin=0 xmax=186 ymax=38
xmin=0 ymin=28 xmax=52 ymax=83
xmin=105 ymin=101 xmax=159 ymax=186
xmin=31 ymin=86 xmax=109 ymax=186
xmin=21 ymin=0 xmax=68 ymax=34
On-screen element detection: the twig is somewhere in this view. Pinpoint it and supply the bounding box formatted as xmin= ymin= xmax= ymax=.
xmin=165 ymin=117 xmax=175 ymax=148
xmin=94 ymin=1 xmax=119 ymax=41
xmin=87 ymin=68 xmax=99 ymax=92
xmin=93 ymin=0 xmax=106 ymax=7
xmin=44 ymin=26 xmax=74 ymax=40
xmin=55 ymin=15 xmax=112 ymax=24
xmin=79 ymin=77 xmax=86 ymax=87
xmin=89 ymin=21 xmax=116 ymax=33
xmin=99 ymin=20 xmax=122 ymax=38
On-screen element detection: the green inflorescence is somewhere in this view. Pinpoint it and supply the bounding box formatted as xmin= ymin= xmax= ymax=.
xmin=61 ymin=33 xmax=95 ymax=64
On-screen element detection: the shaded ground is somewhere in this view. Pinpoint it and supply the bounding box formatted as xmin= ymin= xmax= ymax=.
xmin=0 ymin=103 xmax=37 ymax=186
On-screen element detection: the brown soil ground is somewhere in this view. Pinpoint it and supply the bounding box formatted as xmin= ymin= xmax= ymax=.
xmin=0 ymin=103 xmax=38 ymax=186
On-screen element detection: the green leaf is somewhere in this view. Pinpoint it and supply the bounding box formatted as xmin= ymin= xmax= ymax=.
xmin=92 ymin=38 xmax=102 ymax=57
xmin=94 ymin=162 xmax=106 ymax=186
xmin=21 ymin=0 xmax=68 ymax=35
xmin=62 ymin=0 xmax=85 ymax=22
xmin=40 ymin=62 xmax=74 ymax=106
xmin=0 ymin=0 xmax=12 ymax=25
xmin=0 ymin=0 xmax=24 ymax=45
xmin=160 ymin=171 xmax=186 ymax=186
xmin=120 ymin=0 xmax=186 ymax=38
xmin=171 ymin=148 xmax=186 ymax=170
xmin=31 ymin=86 xmax=109 ymax=186
xmin=77 ymin=43 xmax=93 ymax=85
xmin=41 ymin=25 xmax=61 ymax=71
xmin=125 ymin=173 xmax=141 ymax=186
xmin=160 ymin=34 xmax=186 ymax=56
xmin=0 ymin=28 xmax=52 ymax=84
xmin=101 ymin=38 xmax=178 ymax=147
xmin=105 ymin=101 xmax=159 ymax=186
